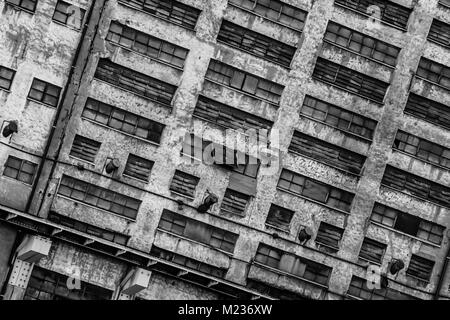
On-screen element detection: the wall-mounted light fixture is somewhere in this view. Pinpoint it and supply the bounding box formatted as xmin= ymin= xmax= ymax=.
xmin=2 ymin=120 xmax=18 ymax=138
xmin=197 ymin=191 xmax=218 ymax=213
xmin=105 ymin=158 xmax=120 ymax=174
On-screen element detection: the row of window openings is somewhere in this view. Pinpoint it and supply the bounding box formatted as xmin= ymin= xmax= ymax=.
xmin=5 ymin=0 xmax=86 ymax=30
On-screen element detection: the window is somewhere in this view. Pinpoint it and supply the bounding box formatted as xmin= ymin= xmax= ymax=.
xmin=217 ymin=21 xmax=296 ymax=67
xmin=381 ymin=165 xmax=450 ymax=208
xmin=406 ymin=255 xmax=435 ymax=281
xmin=254 ymin=243 xmax=332 ymax=286
xmin=347 ymin=276 xmax=418 ymax=300
xmin=82 ymin=98 xmax=165 ymax=143
xmin=289 ymin=130 xmax=366 ymax=174
xmin=158 ymin=209 xmax=238 ymax=253
xmin=277 ymin=169 xmax=354 ymax=212
xmin=118 ymin=0 xmax=200 ymax=30
xmin=404 ymin=93 xmax=450 ymax=130
xmin=393 ymin=130 xmax=450 ymax=169
xmin=94 ymin=59 xmax=177 ymax=106
xmin=300 ymin=96 xmax=377 ymax=140
xmin=106 ymin=21 xmax=189 ymax=69
xmin=28 ymin=78 xmax=62 ymax=107
xmin=359 ymin=238 xmax=386 ymax=264
xmin=324 ymin=22 xmax=400 ymax=66
xmin=246 ymin=280 xmax=306 ymax=300
xmin=205 ymin=60 xmax=284 ymax=104
xmin=5 ymin=0 xmax=37 ymax=12
xmin=150 ymin=246 xmax=226 ymax=278
xmin=0 ymin=66 xmax=15 ymax=90
xmin=3 ymin=156 xmax=38 ymax=185
xmin=371 ymin=203 xmax=445 ymax=245
xmin=57 ymin=175 xmax=142 ymax=219
xmin=428 ymin=19 xmax=450 ymax=48
xmin=334 ymin=0 xmax=412 ymax=30
xmin=265 ymin=204 xmax=294 ymax=229
xmin=48 ymin=212 xmax=130 ymax=245
xmin=24 ymin=266 xmax=112 ymax=300
xmin=220 ymin=188 xmax=250 ymax=216
xmin=313 ymin=57 xmax=389 ymax=103
xmin=439 ymin=0 xmax=450 ymax=8
xmin=169 ymin=170 xmax=200 ymax=198
xmin=52 ymin=1 xmax=86 ymax=30
xmin=416 ymin=57 xmax=450 ymax=90
xmin=193 ymin=95 xmax=273 ymax=132
xmin=315 ymin=222 xmax=344 ymax=251
xmin=228 ymin=0 xmax=307 ymax=31
xmin=123 ymin=154 xmax=154 ymax=181
xmin=69 ymin=135 xmax=101 ymax=163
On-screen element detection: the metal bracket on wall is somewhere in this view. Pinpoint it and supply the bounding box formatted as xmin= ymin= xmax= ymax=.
xmin=8 ymin=259 xmax=34 ymax=289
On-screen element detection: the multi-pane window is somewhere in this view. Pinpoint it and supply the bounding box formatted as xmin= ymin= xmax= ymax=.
xmin=381 ymin=165 xmax=450 ymax=208
xmin=416 ymin=57 xmax=450 ymax=90
xmin=3 ymin=156 xmax=38 ymax=185
xmin=359 ymin=238 xmax=386 ymax=264
xmin=151 ymin=246 xmax=226 ymax=278
xmin=28 ymin=79 xmax=62 ymax=107
xmin=69 ymin=135 xmax=101 ymax=163
xmin=118 ymin=0 xmax=200 ymax=30
xmin=48 ymin=212 xmax=130 ymax=245
xmin=228 ymin=0 xmax=307 ymax=31
xmin=265 ymin=204 xmax=295 ymax=229
xmin=254 ymin=243 xmax=332 ymax=286
xmin=428 ymin=19 xmax=450 ymax=48
xmin=278 ymin=169 xmax=354 ymax=212
xmin=123 ymin=154 xmax=154 ymax=181
xmin=404 ymin=93 xmax=450 ymax=130
xmin=82 ymin=98 xmax=165 ymax=144
xmin=205 ymin=60 xmax=284 ymax=105
xmin=193 ymin=95 xmax=273 ymax=132
xmin=57 ymin=175 xmax=142 ymax=219
xmin=94 ymin=59 xmax=177 ymax=106
xmin=334 ymin=0 xmax=412 ymax=30
xmin=371 ymin=203 xmax=445 ymax=245
xmin=324 ymin=22 xmax=400 ymax=66
xmin=52 ymin=1 xmax=86 ymax=30
xmin=158 ymin=209 xmax=238 ymax=253
xmin=315 ymin=222 xmax=344 ymax=251
xmin=0 ymin=66 xmax=15 ymax=90
xmin=393 ymin=130 xmax=450 ymax=169
xmin=300 ymin=96 xmax=377 ymax=141
xmin=347 ymin=276 xmax=418 ymax=300
xmin=5 ymin=0 xmax=37 ymax=12
xmin=313 ymin=57 xmax=389 ymax=103
xmin=217 ymin=20 xmax=296 ymax=68
xmin=220 ymin=189 xmax=250 ymax=216
xmin=289 ymin=130 xmax=366 ymax=174
xmin=169 ymin=170 xmax=200 ymax=198
xmin=406 ymin=255 xmax=435 ymax=281
xmin=106 ymin=21 xmax=189 ymax=69
xmin=24 ymin=267 xmax=112 ymax=300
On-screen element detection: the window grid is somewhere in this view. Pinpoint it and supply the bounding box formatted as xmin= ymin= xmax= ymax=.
xmin=406 ymin=255 xmax=435 ymax=281
xmin=393 ymin=130 xmax=450 ymax=169
xmin=123 ymin=154 xmax=154 ymax=181
xmin=106 ymin=21 xmax=188 ymax=69
xmin=118 ymin=0 xmax=200 ymax=30
xmin=359 ymin=238 xmax=386 ymax=264
xmin=217 ymin=20 xmax=296 ymax=68
xmin=28 ymin=78 xmax=62 ymax=107
xmin=334 ymin=0 xmax=411 ymax=30
xmin=315 ymin=222 xmax=344 ymax=251
xmin=313 ymin=57 xmax=389 ymax=103
xmin=69 ymin=135 xmax=101 ymax=163
xmin=220 ymin=188 xmax=250 ymax=216
xmin=205 ymin=60 xmax=284 ymax=105
xmin=404 ymin=93 xmax=450 ymax=130
xmin=428 ymin=19 xmax=450 ymax=48
xmin=277 ymin=169 xmax=354 ymax=212
xmin=324 ymin=21 xmax=400 ymax=66
xmin=347 ymin=276 xmax=418 ymax=300
xmin=52 ymin=0 xmax=86 ymax=30
xmin=3 ymin=156 xmax=38 ymax=185
xmin=57 ymin=175 xmax=142 ymax=219
xmin=82 ymin=98 xmax=165 ymax=144
xmin=5 ymin=0 xmax=37 ymax=12
xmin=300 ymin=96 xmax=377 ymax=140
xmin=0 ymin=66 xmax=16 ymax=90
xmin=228 ymin=0 xmax=307 ymax=31
xmin=169 ymin=170 xmax=200 ymax=198
xmin=94 ymin=59 xmax=177 ymax=106
xmin=416 ymin=57 xmax=450 ymax=90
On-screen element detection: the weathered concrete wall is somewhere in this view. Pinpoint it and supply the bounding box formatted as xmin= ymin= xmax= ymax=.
xmin=0 ymin=222 xmax=17 ymax=293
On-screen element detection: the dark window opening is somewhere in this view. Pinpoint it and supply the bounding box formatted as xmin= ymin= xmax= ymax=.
xmin=169 ymin=170 xmax=200 ymax=198
xmin=265 ymin=204 xmax=294 ymax=229
xmin=69 ymin=135 xmax=101 ymax=163
xmin=52 ymin=0 xmax=86 ymax=30
xmin=123 ymin=154 xmax=154 ymax=181
xmin=28 ymin=78 xmax=62 ymax=107
xmin=3 ymin=155 xmax=38 ymax=185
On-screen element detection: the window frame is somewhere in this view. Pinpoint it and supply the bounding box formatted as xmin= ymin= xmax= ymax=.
xmin=27 ymin=78 xmax=62 ymax=108
xmin=3 ymin=155 xmax=38 ymax=185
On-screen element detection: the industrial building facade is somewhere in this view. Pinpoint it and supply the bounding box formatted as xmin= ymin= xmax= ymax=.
xmin=0 ymin=0 xmax=449 ymax=300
